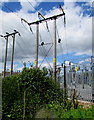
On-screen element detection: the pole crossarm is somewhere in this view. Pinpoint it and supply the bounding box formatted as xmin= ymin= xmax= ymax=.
xmin=28 ymin=13 xmax=65 ymax=25
xmin=2 ymin=30 xmax=20 ymax=38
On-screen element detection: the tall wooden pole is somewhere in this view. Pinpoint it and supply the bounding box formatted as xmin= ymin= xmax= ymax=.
xmin=35 ymin=23 xmax=39 ymax=68
xmin=53 ymin=18 xmax=57 ymax=81
xmin=3 ymin=36 xmax=8 ymax=78
xmin=10 ymin=34 xmax=15 ymax=75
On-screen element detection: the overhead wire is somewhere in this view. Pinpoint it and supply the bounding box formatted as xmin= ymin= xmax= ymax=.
xmin=39 ymin=47 xmax=52 ymax=69
xmin=39 ymin=34 xmax=53 ymax=69
xmin=25 ymin=0 xmax=54 ymax=41
xmin=1 ymin=1 xmax=67 ymax=69
xmin=0 ymin=2 xmax=38 ymax=63
xmin=25 ymin=0 xmax=55 ymax=68
xmin=58 ymin=3 xmax=69 ymax=62
xmin=39 ymin=44 xmax=53 ymax=68
xmin=0 ymin=2 xmax=33 ymax=34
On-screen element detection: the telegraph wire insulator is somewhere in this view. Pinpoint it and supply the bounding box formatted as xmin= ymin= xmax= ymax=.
xmin=58 ymin=38 xmax=61 ymax=43
xmin=6 ymin=32 xmax=9 ymax=34
xmin=29 ymin=26 xmax=33 ymax=33
xmin=0 ymin=35 xmax=3 ymax=37
xmin=59 ymin=5 xmax=66 ymax=27
xmin=21 ymin=18 xmax=29 ymax=24
xmin=63 ymin=14 xmax=66 ymax=27
xmin=41 ymin=42 xmax=44 ymax=46
xmin=59 ymin=5 xmax=64 ymax=13
xmin=38 ymin=12 xmax=49 ymax=32
xmin=18 ymin=33 xmax=21 ymax=36
xmin=38 ymin=12 xmax=45 ymax=19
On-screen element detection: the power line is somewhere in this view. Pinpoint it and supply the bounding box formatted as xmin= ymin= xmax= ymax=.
xmin=39 ymin=44 xmax=53 ymax=68
xmin=0 ymin=3 xmax=38 ymax=61
xmin=38 ymin=32 xmax=53 ymax=69
xmin=26 ymin=0 xmax=54 ymax=43
xmin=0 ymin=2 xmax=22 ymax=19
xmin=39 ymin=47 xmax=52 ymax=69
xmin=0 ymin=2 xmax=33 ymax=34
xmin=57 ymin=4 xmax=69 ymax=62
xmin=26 ymin=0 xmax=38 ymax=12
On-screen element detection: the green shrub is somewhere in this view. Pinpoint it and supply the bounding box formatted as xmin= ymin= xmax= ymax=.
xmin=61 ymin=107 xmax=94 ymax=118
xmin=2 ymin=67 xmax=64 ymax=119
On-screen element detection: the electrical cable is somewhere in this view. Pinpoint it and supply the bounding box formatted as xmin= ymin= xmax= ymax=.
xmin=39 ymin=33 xmax=53 ymax=69
xmin=0 ymin=3 xmax=38 ymax=62
xmin=26 ymin=0 xmax=54 ymax=43
xmin=39 ymin=47 xmax=52 ymax=69
xmin=39 ymin=44 xmax=53 ymax=68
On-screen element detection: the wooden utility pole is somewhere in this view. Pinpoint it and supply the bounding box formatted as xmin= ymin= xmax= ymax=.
xmin=10 ymin=30 xmax=20 ymax=75
xmin=1 ymin=30 xmax=20 ymax=77
xmin=10 ymin=34 xmax=15 ymax=75
xmin=35 ymin=23 xmax=39 ymax=68
xmin=29 ymin=12 xmax=65 ymax=79
xmin=53 ymin=18 xmax=57 ymax=81
xmin=21 ymin=12 xmax=65 ymax=79
xmin=0 ymin=35 xmax=8 ymax=78
xmin=4 ymin=36 xmax=8 ymax=78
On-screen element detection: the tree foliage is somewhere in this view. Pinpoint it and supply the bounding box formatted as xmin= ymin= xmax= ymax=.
xmin=2 ymin=67 xmax=64 ymax=119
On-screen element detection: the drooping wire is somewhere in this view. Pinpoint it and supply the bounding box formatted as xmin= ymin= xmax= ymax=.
xmin=39 ymin=47 xmax=52 ymax=69
xmin=56 ymin=23 xmax=63 ymax=65
xmin=39 ymin=33 xmax=53 ymax=69
xmin=0 ymin=2 xmax=33 ymax=34
xmin=0 ymin=2 xmax=38 ymax=59
xmin=26 ymin=0 xmax=54 ymax=43
xmin=39 ymin=44 xmax=53 ymax=68
xmin=58 ymin=4 xmax=69 ymax=62
xmin=24 ymin=0 xmax=54 ymax=68
xmin=0 ymin=2 xmax=22 ymax=19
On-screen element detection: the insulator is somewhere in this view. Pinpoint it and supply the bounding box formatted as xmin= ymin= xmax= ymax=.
xmin=41 ymin=42 xmax=44 ymax=46
xmin=58 ymin=38 xmax=61 ymax=43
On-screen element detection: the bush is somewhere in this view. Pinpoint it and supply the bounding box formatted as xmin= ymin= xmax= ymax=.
xmin=2 ymin=67 xmax=64 ymax=119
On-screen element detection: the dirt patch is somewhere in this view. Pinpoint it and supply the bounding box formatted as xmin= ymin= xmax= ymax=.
xmin=78 ymin=100 xmax=94 ymax=109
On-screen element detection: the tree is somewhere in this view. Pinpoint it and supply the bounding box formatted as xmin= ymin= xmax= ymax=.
xmin=2 ymin=67 xmax=64 ymax=119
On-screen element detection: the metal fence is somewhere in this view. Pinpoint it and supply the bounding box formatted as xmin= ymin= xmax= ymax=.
xmin=59 ymin=64 xmax=94 ymax=102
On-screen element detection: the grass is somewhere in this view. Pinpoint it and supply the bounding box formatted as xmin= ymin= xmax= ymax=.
xmin=61 ymin=107 xmax=94 ymax=118
xmin=35 ymin=105 xmax=94 ymax=118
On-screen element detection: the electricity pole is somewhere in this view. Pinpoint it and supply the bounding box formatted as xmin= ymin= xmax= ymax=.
xmin=21 ymin=12 xmax=65 ymax=79
xmin=1 ymin=30 xmax=20 ymax=77
xmin=10 ymin=30 xmax=20 ymax=75
xmin=10 ymin=34 xmax=15 ymax=75
xmin=0 ymin=35 xmax=8 ymax=78
xmin=53 ymin=18 xmax=57 ymax=81
xmin=4 ymin=36 xmax=8 ymax=78
xmin=35 ymin=23 xmax=39 ymax=68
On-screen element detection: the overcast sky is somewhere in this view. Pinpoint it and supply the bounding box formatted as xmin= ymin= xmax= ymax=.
xmin=0 ymin=0 xmax=93 ymax=72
